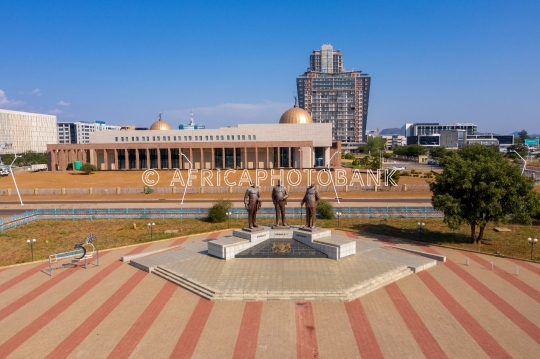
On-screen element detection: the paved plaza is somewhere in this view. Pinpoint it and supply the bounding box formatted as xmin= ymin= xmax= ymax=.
xmin=1 ymin=230 xmax=539 ymax=358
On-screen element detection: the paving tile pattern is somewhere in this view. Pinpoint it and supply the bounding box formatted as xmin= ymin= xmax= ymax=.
xmin=0 ymin=231 xmax=539 ymax=358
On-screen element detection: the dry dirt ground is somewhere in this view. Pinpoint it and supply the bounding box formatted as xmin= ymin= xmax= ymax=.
xmin=0 ymin=169 xmax=435 ymax=201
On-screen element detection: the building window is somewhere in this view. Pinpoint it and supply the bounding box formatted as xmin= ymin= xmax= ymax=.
xmin=237 ymin=135 xmax=240 ymax=140
xmin=174 ymin=136 xmax=176 ymax=141
xmin=168 ymin=136 xmax=170 ymax=141
xmin=242 ymin=135 xmax=245 ymax=140
xmin=221 ymin=135 xmax=224 ymax=140
xmin=253 ymin=135 xmax=256 ymax=140
xmin=248 ymin=135 xmax=251 ymax=140
xmin=205 ymin=136 xmax=208 ymax=140
xmin=184 ymin=136 xmax=187 ymax=141
xmin=136 ymin=137 xmax=139 ymax=141
xmin=121 ymin=137 xmax=124 ymax=142
xmin=115 ymin=137 xmax=118 ymax=142
xmin=157 ymin=136 xmax=160 ymax=141
xmin=153 ymin=136 xmax=155 ymax=141
xmin=132 ymin=137 xmax=134 ymax=141
xmin=210 ymin=136 xmax=213 ymax=140
xmin=189 ymin=136 xmax=192 ymax=141
xmin=227 ymin=135 xmax=230 ymax=140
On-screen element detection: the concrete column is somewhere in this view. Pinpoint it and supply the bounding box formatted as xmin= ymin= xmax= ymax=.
xmin=49 ymin=150 xmax=56 ymax=171
xmin=266 ymin=147 xmax=269 ymax=169
xmin=222 ymin=147 xmax=225 ymax=169
xmin=211 ymin=148 xmax=215 ymax=169
xmin=167 ymin=148 xmax=172 ymax=169
xmin=60 ymin=150 xmax=67 ymax=171
xmin=135 ymin=148 xmax=140 ymax=169
xmin=103 ymin=149 xmax=108 ymax=170
xmin=124 ymin=149 xmax=129 ymax=170
xmin=189 ymin=147 xmax=193 ymax=169
xmin=200 ymin=148 xmax=204 ymax=169
xmin=244 ymin=147 xmax=247 ymax=168
xmin=146 ymin=148 xmax=150 ymax=169
xmin=277 ymin=147 xmax=281 ymax=168
xmin=114 ymin=149 xmax=119 ymax=170
xmin=157 ymin=148 xmax=161 ymax=169
xmin=288 ymin=147 xmax=291 ymax=167
xmin=255 ymin=147 xmax=259 ymax=169
xmin=233 ymin=147 xmax=236 ymax=168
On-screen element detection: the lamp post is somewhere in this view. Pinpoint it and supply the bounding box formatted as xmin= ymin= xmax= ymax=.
xmin=226 ymin=212 xmax=232 ymax=229
xmin=147 ymin=223 xmax=155 ymax=241
xmin=27 ymin=238 xmax=36 ymax=261
xmin=511 ymin=150 xmax=527 ymax=175
xmin=336 ymin=212 xmax=342 ymax=229
xmin=527 ymin=237 xmax=538 ymax=260
xmin=417 ymin=222 xmax=425 ymax=234
xmin=10 ymin=155 xmax=23 ymax=206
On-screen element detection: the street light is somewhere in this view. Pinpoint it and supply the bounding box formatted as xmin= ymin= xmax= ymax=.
xmin=226 ymin=212 xmax=232 ymax=229
xmin=147 ymin=223 xmax=155 ymax=241
xmin=26 ymin=238 xmax=36 ymax=261
xmin=10 ymin=154 xmax=23 ymax=206
xmin=527 ymin=237 xmax=537 ymax=260
xmin=417 ymin=222 xmax=425 ymax=234
xmin=336 ymin=212 xmax=342 ymax=229
xmin=511 ymin=150 xmax=527 ymax=175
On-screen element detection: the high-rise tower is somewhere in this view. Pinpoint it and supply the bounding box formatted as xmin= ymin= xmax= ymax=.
xmin=297 ymin=44 xmax=371 ymax=146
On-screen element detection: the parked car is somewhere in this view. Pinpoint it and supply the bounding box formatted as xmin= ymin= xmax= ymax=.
xmin=0 ymin=168 xmax=9 ymax=177
xmin=387 ymin=166 xmax=405 ymax=171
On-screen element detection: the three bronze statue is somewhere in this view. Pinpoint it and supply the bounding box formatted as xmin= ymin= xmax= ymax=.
xmin=243 ymin=181 xmax=320 ymax=230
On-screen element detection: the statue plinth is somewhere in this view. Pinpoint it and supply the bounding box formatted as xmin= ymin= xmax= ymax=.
xmin=241 ymin=227 xmax=265 ymax=233
xmin=298 ymin=226 xmax=323 ymax=233
xmin=271 ymin=225 xmax=291 ymax=230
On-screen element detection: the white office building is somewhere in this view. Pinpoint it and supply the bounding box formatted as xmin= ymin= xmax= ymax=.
xmin=0 ymin=109 xmax=57 ymax=154
xmin=57 ymin=121 xmax=122 ymax=144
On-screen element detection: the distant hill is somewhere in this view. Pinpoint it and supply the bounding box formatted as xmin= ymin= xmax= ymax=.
xmin=379 ymin=126 xmax=405 ymax=136
xmin=511 ymin=131 xmax=540 ymax=137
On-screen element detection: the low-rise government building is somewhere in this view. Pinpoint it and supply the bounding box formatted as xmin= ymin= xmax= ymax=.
xmin=46 ymin=105 xmax=341 ymax=171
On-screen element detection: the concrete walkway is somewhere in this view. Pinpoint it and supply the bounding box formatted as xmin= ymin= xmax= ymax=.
xmin=0 ymin=230 xmax=539 ymax=358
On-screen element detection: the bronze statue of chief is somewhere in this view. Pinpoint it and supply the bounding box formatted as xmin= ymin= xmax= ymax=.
xmin=301 ymin=182 xmax=320 ymax=228
xmin=272 ymin=180 xmax=289 ymax=227
xmin=244 ymin=182 xmax=261 ymax=229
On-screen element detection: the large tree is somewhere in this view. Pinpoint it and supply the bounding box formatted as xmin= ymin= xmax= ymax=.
xmin=358 ymin=137 xmax=386 ymax=155
xmin=430 ymin=144 xmax=540 ymax=244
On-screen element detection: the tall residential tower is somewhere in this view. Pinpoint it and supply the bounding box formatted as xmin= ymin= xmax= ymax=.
xmin=297 ymin=44 xmax=371 ymax=147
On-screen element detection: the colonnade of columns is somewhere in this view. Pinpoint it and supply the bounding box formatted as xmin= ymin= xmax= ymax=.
xmin=48 ymin=146 xmax=309 ymax=171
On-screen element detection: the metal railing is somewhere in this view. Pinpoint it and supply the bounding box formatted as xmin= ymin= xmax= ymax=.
xmin=0 ymin=184 xmax=432 ymax=197
xmin=0 ymin=206 xmax=442 ymax=231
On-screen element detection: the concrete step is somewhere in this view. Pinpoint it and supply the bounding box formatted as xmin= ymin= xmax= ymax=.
xmin=345 ymin=266 xmax=412 ymax=300
xmin=153 ymin=267 xmax=215 ymax=300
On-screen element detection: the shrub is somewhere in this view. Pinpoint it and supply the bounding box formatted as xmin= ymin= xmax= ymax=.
xmin=80 ymin=163 xmax=97 ymax=175
xmin=143 ymin=186 xmax=154 ymax=194
xmin=316 ymin=199 xmax=335 ymax=219
xmin=207 ymin=199 xmax=232 ymax=223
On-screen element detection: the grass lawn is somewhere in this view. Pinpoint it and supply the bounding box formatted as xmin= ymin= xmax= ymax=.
xmin=1 ymin=216 xmax=539 ymax=267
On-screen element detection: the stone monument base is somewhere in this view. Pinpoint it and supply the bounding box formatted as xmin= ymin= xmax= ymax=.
xmin=271 ymin=225 xmax=291 ymax=229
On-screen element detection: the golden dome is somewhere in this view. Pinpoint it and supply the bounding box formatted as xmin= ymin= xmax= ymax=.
xmin=149 ymin=118 xmax=172 ymax=130
xmin=279 ymin=106 xmax=313 ymax=124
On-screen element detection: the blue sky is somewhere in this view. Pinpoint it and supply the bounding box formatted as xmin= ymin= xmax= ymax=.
xmin=1 ymin=0 xmax=539 ymax=134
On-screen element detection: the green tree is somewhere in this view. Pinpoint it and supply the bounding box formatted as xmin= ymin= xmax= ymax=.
xmin=358 ymin=137 xmax=386 ymax=155
xmin=519 ymin=129 xmax=529 ymax=142
xmin=430 ymin=144 xmax=540 ymax=244
xmin=207 ymin=199 xmax=232 ymax=223
xmin=316 ymin=199 xmax=334 ymax=219
xmin=393 ymin=144 xmax=428 ymax=157
xmin=80 ymin=163 xmax=97 ymax=175
xmin=429 ymin=146 xmax=449 ymax=160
